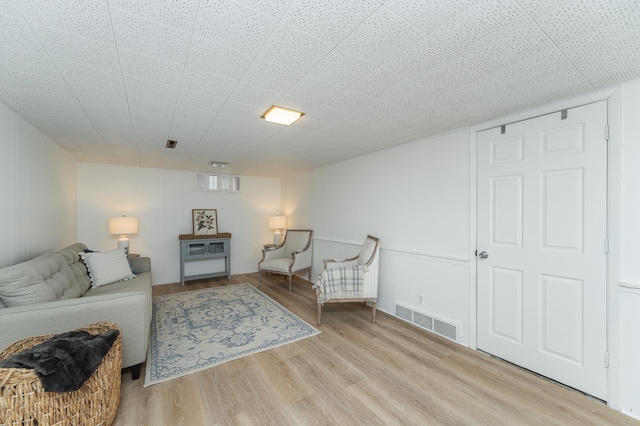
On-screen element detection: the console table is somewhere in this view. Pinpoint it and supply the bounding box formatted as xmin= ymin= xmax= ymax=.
xmin=179 ymin=233 xmax=231 ymax=286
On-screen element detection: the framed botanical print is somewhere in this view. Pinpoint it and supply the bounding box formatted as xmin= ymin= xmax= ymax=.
xmin=192 ymin=209 xmax=218 ymax=235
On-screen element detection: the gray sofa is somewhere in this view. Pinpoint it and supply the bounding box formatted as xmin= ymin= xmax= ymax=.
xmin=0 ymin=243 xmax=152 ymax=379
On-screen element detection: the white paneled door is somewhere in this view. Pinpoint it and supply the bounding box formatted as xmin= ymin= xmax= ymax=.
xmin=477 ymin=101 xmax=608 ymax=400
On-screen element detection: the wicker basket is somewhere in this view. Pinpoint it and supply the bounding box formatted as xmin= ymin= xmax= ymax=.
xmin=0 ymin=322 xmax=122 ymax=426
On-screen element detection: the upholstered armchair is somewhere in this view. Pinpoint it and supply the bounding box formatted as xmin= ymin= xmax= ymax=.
xmin=258 ymin=229 xmax=313 ymax=292
xmin=313 ymin=235 xmax=381 ymax=326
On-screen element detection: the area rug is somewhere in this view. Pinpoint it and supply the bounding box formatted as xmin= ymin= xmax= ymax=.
xmin=144 ymin=283 xmax=320 ymax=386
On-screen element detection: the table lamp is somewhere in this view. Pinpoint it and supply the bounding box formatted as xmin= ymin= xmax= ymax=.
xmin=109 ymin=215 xmax=138 ymax=253
xmin=268 ymin=215 xmax=286 ymax=245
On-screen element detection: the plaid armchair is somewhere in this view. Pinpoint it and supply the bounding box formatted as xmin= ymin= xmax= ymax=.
xmin=313 ymin=235 xmax=380 ymax=326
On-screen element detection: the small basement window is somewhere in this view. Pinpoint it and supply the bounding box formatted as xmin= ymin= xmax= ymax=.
xmin=194 ymin=172 xmax=242 ymax=192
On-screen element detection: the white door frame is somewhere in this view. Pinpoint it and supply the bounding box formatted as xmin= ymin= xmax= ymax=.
xmin=468 ymin=86 xmax=622 ymax=408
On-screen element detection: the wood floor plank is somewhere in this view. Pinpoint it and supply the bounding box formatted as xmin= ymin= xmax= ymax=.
xmin=111 ymin=274 xmax=639 ymax=425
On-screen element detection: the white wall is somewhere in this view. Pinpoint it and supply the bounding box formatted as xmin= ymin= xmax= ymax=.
xmin=282 ymin=128 xmax=472 ymax=344
xmin=77 ymin=164 xmax=281 ymax=285
xmin=0 ymin=102 xmax=77 ymax=268
xmin=618 ymin=80 xmax=640 ymax=418
xmin=282 ymin=78 xmax=640 ymax=415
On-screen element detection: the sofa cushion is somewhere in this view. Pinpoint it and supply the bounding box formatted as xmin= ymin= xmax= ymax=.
xmin=0 ymin=258 xmax=58 ymax=307
xmin=59 ymin=243 xmax=91 ymax=294
xmin=79 ymin=248 xmax=135 ymax=288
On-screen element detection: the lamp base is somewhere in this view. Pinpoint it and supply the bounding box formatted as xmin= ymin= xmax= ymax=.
xmin=273 ymin=231 xmax=282 ymax=246
xmin=117 ymin=236 xmax=130 ymax=254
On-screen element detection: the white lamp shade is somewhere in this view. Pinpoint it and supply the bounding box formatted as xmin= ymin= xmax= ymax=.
xmin=109 ymin=216 xmax=138 ymax=235
xmin=268 ymin=216 xmax=286 ymax=230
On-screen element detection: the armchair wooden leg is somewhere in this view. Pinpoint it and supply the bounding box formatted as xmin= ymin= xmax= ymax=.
xmin=258 ymin=270 xmax=262 ymax=287
xmin=317 ymin=303 xmax=322 ymax=326
xmin=372 ymin=301 xmax=377 ymax=324
xmin=288 ymin=275 xmax=292 ymax=293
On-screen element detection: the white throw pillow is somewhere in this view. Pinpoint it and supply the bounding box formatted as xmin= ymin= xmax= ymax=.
xmin=79 ymin=248 xmax=135 ymax=287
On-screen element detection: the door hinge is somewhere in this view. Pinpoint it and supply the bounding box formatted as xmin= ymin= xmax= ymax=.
xmin=605 ymin=125 xmax=610 ymax=141
xmin=605 ymin=351 xmax=609 ymax=368
xmin=604 ymin=238 xmax=609 ymax=254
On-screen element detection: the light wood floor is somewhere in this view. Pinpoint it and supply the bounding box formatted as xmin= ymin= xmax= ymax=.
xmin=113 ymin=273 xmax=638 ymax=425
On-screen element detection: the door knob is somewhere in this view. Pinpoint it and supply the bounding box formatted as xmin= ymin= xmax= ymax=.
xmin=478 ymin=251 xmax=489 ymax=259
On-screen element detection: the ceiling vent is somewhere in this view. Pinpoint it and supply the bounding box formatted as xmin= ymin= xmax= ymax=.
xmin=208 ymin=161 xmax=229 ymax=168
xmin=166 ymin=140 xmax=178 ymax=149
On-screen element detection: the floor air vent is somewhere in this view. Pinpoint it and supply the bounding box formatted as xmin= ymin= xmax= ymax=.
xmin=394 ymin=302 xmax=459 ymax=342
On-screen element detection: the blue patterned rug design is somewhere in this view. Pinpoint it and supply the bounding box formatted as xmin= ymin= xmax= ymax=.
xmin=144 ymin=283 xmax=320 ymax=386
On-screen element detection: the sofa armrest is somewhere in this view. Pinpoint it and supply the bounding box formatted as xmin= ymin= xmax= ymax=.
xmin=0 ymin=292 xmax=150 ymax=369
xmin=130 ymin=256 xmax=151 ymax=273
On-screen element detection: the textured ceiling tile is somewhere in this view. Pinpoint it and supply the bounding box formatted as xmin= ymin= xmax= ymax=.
xmin=417 ymin=58 xmax=488 ymax=94
xmin=431 ymin=0 xmax=531 ymax=55
xmin=463 ymin=24 xmax=556 ymax=72
xmin=537 ymin=0 xmax=640 ymax=45
xmin=119 ymin=49 xmax=184 ymax=86
xmin=18 ymin=0 xmax=113 ymax=43
xmin=177 ymin=89 xmax=227 ymax=113
xmin=228 ymin=82 xmax=280 ymax=110
xmin=283 ymin=75 xmax=344 ymax=105
xmin=242 ymin=58 xmax=303 ymax=92
xmin=339 ymin=6 xmax=427 ymax=63
xmin=186 ymin=36 xmax=254 ymax=79
xmin=260 ymin=23 xmax=335 ymax=73
xmin=195 ymin=0 xmax=277 ymax=54
xmin=0 ymin=87 xmax=84 ymax=114
xmin=32 ymin=25 xmax=119 ymax=71
xmin=282 ymin=0 xmax=380 ymax=44
xmin=379 ymin=36 xmax=458 ymax=79
xmin=512 ymin=67 xmax=593 ymax=103
xmin=384 ymin=0 xmax=478 ymax=33
xmin=170 ymin=119 xmax=209 ymax=135
xmin=95 ymin=124 xmax=135 ymax=139
xmin=490 ymin=47 xmax=579 ymax=89
xmin=111 ymin=8 xmax=190 ymax=64
xmin=109 ymin=0 xmax=199 ymax=31
xmin=308 ymin=48 xmax=378 ymax=86
xmin=213 ymin=113 xmax=255 ymax=131
xmin=82 ymin=105 xmax=131 ymax=120
xmin=349 ymin=66 xmax=406 ymax=98
xmin=68 ymin=83 xmax=128 ymax=110
xmin=1 ymin=69 xmax=73 ymax=98
xmin=274 ymin=93 xmax=320 ymax=115
xmin=560 ymin=15 xmax=640 ymax=87
xmin=322 ymin=88 xmax=377 ymax=116
xmin=201 ymin=125 xmax=250 ymax=143
xmin=173 ymin=104 xmax=217 ymax=124
xmin=123 ymin=75 xmax=179 ymax=104
xmin=128 ymin=95 xmax=176 ymax=116
xmin=244 ymin=119 xmax=284 ymax=137
xmin=0 ymin=45 xmax=59 ymax=78
xmin=131 ymin=108 xmax=170 ymax=125
xmin=0 ymin=0 xmax=21 ymax=16
xmin=0 ymin=0 xmax=638 ymax=177
xmin=181 ymin=68 xmax=238 ymax=98
xmin=54 ymin=59 xmax=124 ymax=91
xmin=235 ymin=0 xmax=292 ymax=19
xmin=0 ymin=14 xmax=45 ymax=53
xmin=516 ymin=0 xmax=574 ymax=20
xmin=218 ymin=101 xmax=266 ymax=121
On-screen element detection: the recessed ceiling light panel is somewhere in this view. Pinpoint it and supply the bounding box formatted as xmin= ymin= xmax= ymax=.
xmin=261 ymin=106 xmax=304 ymax=125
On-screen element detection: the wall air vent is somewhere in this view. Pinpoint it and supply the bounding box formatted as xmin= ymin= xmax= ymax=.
xmin=166 ymin=140 xmax=177 ymax=149
xmin=394 ymin=302 xmax=459 ymax=343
